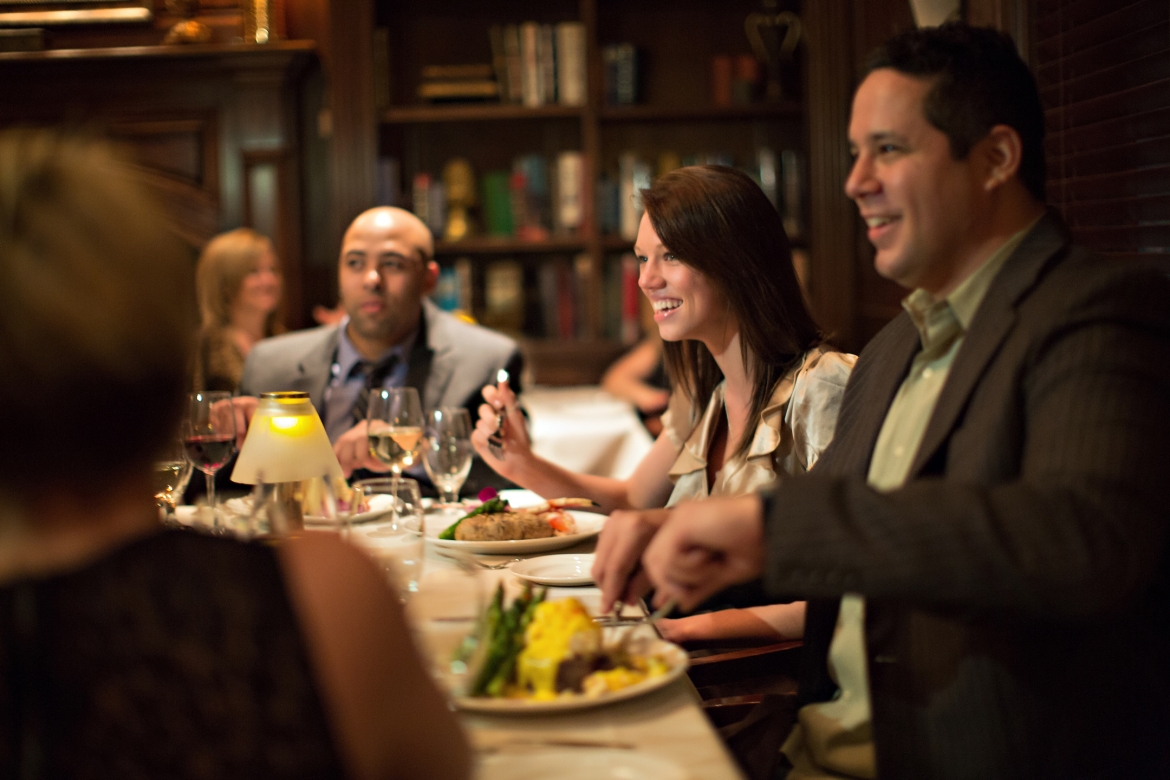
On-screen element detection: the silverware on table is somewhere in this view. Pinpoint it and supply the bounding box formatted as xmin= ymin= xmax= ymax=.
xmin=593 ymin=597 xmax=677 ymax=627
xmin=437 ymin=550 xmax=523 ymax=571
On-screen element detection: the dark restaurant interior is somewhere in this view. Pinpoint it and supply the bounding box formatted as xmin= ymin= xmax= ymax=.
xmin=0 ymin=0 xmax=1167 ymax=778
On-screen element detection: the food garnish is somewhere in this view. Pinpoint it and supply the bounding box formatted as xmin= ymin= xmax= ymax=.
xmin=463 ymin=586 xmax=671 ymax=701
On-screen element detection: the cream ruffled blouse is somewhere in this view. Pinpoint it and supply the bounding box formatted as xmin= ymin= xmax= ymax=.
xmin=662 ymin=346 xmax=857 ymax=506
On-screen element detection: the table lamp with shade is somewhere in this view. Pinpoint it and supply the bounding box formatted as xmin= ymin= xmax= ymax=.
xmin=231 ymin=391 xmax=344 ymax=534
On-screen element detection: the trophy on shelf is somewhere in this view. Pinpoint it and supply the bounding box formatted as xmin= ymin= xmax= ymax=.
xmin=442 ymin=158 xmax=477 ymax=243
xmin=744 ymin=0 xmax=802 ymax=102
xmin=162 ymin=0 xmax=211 ymax=44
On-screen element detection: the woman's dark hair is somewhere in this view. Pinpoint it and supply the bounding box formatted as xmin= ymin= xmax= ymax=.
xmin=865 ymin=21 xmax=1046 ymax=201
xmin=0 ymin=129 xmax=192 ymax=498
xmin=641 ymin=165 xmax=822 ymax=460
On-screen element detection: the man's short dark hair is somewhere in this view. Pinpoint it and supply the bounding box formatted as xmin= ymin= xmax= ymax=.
xmin=865 ymin=22 xmax=1046 ymax=202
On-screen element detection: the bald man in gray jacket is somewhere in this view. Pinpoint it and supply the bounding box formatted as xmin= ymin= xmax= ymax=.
xmin=235 ymin=207 xmax=521 ymax=477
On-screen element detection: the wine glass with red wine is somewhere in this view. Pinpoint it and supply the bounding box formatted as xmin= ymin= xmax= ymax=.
xmin=183 ymin=391 xmax=237 ymax=522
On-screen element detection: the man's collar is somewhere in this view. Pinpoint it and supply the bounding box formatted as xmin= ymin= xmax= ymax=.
xmin=947 ymin=214 xmax=1042 ymax=329
xmin=901 ymin=214 xmax=1043 ymax=342
xmin=334 ymin=316 xmax=419 ymax=378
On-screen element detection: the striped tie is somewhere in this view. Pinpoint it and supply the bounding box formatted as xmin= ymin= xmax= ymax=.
xmin=351 ymin=354 xmax=399 ymax=426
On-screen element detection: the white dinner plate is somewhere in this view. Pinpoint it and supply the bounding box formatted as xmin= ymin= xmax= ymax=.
xmin=477 ymin=747 xmax=687 ymax=780
xmin=426 ymin=509 xmax=605 ymax=555
xmin=510 ymin=554 xmax=595 ymax=586
xmin=303 ymin=507 xmax=394 ymax=526
xmin=455 ymin=639 xmax=688 ymax=714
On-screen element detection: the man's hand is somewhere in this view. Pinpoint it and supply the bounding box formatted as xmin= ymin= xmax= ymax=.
xmin=592 ymin=507 xmax=671 ymax=613
xmin=470 ymin=381 xmax=532 ymax=480
xmin=643 ymin=494 xmax=766 ymax=612
xmin=334 ymin=421 xmax=392 ymax=478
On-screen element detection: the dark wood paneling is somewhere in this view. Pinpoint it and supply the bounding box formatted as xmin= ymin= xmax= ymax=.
xmin=0 ymin=42 xmax=315 ymax=328
xmin=1033 ymin=0 xmax=1161 ymax=47
xmin=1035 ymin=20 xmax=1168 ymax=87
xmin=1039 ymin=50 xmax=1170 ymax=109
xmin=1035 ymin=0 xmax=1170 ymax=262
xmin=804 ymin=0 xmax=859 ymax=348
xmin=1047 ymin=105 xmax=1170 ymax=152
xmin=1046 ymin=78 xmax=1170 ymax=131
xmin=1048 ymin=134 xmax=1170 ymax=180
xmin=326 ymin=0 xmax=377 ymax=247
xmin=1058 ymin=194 xmax=1169 ymax=227
xmin=1049 ymin=163 xmax=1170 ymax=202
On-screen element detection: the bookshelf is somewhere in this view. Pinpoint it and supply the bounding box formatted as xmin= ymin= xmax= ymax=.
xmin=370 ymin=0 xmax=812 ymax=384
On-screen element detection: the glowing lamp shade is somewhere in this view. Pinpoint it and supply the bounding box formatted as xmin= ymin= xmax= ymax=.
xmin=232 ymin=391 xmax=343 ymax=484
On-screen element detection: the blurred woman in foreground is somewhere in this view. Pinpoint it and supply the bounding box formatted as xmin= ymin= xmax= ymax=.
xmin=194 ymin=227 xmax=284 ymax=391
xmin=473 ymin=166 xmax=856 ymax=642
xmin=0 ymin=129 xmax=469 ymax=780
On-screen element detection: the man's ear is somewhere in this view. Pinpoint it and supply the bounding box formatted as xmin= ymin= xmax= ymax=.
xmin=980 ymin=124 xmax=1024 ymax=192
xmin=421 ymin=259 xmax=440 ymax=295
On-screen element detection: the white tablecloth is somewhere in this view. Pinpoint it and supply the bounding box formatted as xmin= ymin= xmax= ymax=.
xmin=347 ymin=509 xmax=745 ymax=780
xmin=522 ymin=387 xmax=655 ymax=479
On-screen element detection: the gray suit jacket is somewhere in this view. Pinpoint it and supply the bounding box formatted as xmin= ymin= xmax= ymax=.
xmin=238 ymin=299 xmax=523 ymax=425
xmin=763 ymin=213 xmax=1170 ymax=778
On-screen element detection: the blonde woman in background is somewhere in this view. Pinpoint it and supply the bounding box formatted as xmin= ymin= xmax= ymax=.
xmin=194 ymin=227 xmax=284 ymax=390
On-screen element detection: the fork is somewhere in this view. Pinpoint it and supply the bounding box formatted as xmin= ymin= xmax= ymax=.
xmin=437 ymin=550 xmax=522 ymax=570
xmin=486 ymin=368 xmax=509 ymax=459
xmin=593 ymin=597 xmax=677 ymax=627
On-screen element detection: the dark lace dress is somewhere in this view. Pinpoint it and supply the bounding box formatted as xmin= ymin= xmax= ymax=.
xmin=0 ymin=530 xmax=346 ymax=780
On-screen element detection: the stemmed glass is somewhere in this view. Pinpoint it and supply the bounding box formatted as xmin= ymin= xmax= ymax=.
xmin=355 ymin=477 xmax=425 ymax=595
xmin=153 ymin=438 xmax=193 ymax=520
xmin=367 ymin=387 xmax=425 ymax=496
xmin=182 ymin=391 xmax=237 ymax=524
xmin=422 ymin=407 xmax=473 ymax=506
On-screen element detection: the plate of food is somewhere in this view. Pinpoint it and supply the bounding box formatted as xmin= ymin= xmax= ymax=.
xmin=428 ymin=489 xmax=605 ymax=554
xmin=510 ymin=554 xmax=596 ymax=586
xmin=454 ymin=585 xmax=688 ymax=714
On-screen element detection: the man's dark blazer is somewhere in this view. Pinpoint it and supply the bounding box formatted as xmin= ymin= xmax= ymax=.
xmin=763 ymin=213 xmax=1170 ymax=778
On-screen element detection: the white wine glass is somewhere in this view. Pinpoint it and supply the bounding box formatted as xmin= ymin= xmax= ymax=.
xmin=183 ymin=391 xmax=237 ymax=525
xmin=153 ymin=438 xmax=193 ymax=520
xmin=422 ymin=407 xmax=473 ymax=506
xmin=367 ymin=387 xmax=425 ymax=499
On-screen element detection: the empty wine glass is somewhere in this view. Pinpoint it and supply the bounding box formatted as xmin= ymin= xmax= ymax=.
xmin=367 ymin=387 xmax=425 ymax=490
xmin=354 ymin=477 xmax=425 ymax=598
xmin=153 ymin=438 xmax=193 ymax=520
xmin=422 ymin=407 xmax=473 ymax=506
xmin=183 ymin=391 xmax=237 ymax=525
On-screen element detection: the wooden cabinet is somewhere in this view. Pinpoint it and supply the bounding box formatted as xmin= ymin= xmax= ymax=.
xmin=0 ymin=41 xmax=317 ymax=329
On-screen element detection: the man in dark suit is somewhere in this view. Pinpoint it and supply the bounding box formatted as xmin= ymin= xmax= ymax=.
xmin=593 ymin=23 xmax=1170 ymax=779
xmin=233 ymin=207 xmax=522 ymax=478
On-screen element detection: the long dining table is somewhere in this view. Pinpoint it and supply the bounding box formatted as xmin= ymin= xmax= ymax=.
xmin=350 ymin=504 xmax=746 ymax=780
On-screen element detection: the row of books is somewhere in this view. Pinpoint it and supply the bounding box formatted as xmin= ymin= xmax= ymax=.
xmin=383 ymin=145 xmax=805 ymax=245
xmin=431 ymin=254 xmax=643 ymax=345
xmin=402 ymin=152 xmax=585 ymax=241
xmin=488 ymin=22 xmax=587 ymax=107
xmin=597 ymin=147 xmax=806 ymax=241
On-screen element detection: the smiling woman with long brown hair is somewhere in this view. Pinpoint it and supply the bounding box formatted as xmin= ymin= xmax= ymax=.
xmin=472 ymin=165 xmax=856 ymax=642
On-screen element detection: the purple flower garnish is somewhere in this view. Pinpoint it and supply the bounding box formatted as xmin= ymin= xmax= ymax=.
xmin=477 ymin=486 xmax=498 ymax=502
